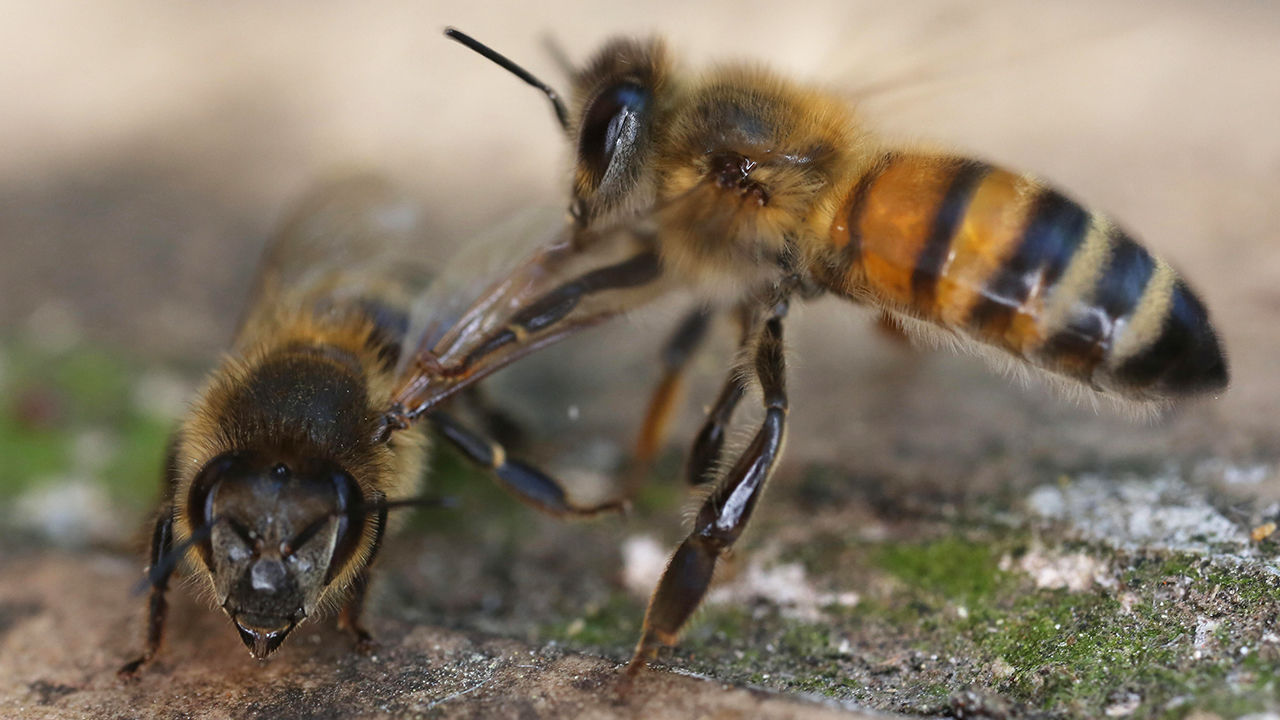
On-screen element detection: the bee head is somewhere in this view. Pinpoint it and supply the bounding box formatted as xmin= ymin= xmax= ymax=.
xmin=441 ymin=28 xmax=667 ymax=226
xmin=186 ymin=451 xmax=368 ymax=659
xmin=569 ymin=38 xmax=667 ymax=225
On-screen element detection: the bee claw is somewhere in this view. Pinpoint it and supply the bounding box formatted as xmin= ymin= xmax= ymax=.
xmin=117 ymin=656 xmax=148 ymax=681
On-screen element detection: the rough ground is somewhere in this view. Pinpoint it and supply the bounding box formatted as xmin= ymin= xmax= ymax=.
xmin=3 ymin=2 xmax=1280 ymax=719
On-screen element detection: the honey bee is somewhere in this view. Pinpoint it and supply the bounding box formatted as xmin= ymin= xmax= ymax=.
xmin=118 ymin=177 xmax=635 ymax=675
xmin=437 ymin=29 xmax=1230 ymax=678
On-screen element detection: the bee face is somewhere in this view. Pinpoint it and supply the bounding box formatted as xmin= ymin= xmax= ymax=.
xmin=187 ymin=451 xmax=367 ymax=658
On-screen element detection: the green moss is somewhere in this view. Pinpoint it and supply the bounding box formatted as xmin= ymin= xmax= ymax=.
xmin=873 ymin=536 xmax=1007 ymax=606
xmin=544 ymin=591 xmax=644 ymax=649
xmin=672 ymin=526 xmax=1280 ymax=716
xmin=0 ymin=417 xmax=72 ymax=493
xmin=0 ymin=342 xmax=173 ymax=504
xmin=958 ymin=552 xmax=1280 ymax=716
xmin=1204 ymin=567 xmax=1278 ymax=605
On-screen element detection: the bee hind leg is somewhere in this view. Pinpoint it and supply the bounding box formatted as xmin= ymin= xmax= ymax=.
xmin=626 ymin=301 xmax=788 ymax=678
xmin=428 ymin=412 xmax=628 ymax=518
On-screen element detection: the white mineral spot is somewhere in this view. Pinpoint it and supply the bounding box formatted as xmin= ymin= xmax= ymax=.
xmin=1104 ymin=692 xmax=1141 ymax=716
xmin=1193 ymin=616 xmax=1220 ymax=652
xmin=1195 ymin=458 xmax=1275 ymax=486
xmin=620 ymin=535 xmax=668 ymax=596
xmin=706 ymin=558 xmax=858 ymax=621
xmin=1011 ymin=546 xmax=1113 ymax=592
xmin=1026 ymin=473 xmax=1249 ymax=554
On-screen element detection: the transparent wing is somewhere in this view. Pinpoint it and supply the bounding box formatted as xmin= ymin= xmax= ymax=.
xmin=240 ymin=177 xmax=668 ymax=430
xmin=235 ymin=174 xmax=438 ymax=350
xmin=390 ymin=213 xmax=668 ymax=424
xmin=399 ymin=205 xmax=573 ymax=363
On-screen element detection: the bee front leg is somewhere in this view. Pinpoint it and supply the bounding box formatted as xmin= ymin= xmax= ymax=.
xmin=627 ymin=302 xmax=789 ymax=677
xmin=429 ymin=412 xmax=628 ymax=518
xmin=118 ymin=508 xmax=175 ymax=678
xmin=337 ymin=500 xmax=386 ymax=653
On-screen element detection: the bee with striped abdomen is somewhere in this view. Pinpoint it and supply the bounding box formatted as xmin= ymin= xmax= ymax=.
xmin=435 ymin=29 xmax=1229 ymax=678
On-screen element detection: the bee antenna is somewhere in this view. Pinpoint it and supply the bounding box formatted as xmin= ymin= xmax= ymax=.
xmin=355 ymin=494 xmax=460 ymax=515
xmin=444 ymin=27 xmax=571 ymax=134
xmin=133 ymin=521 xmax=218 ymax=596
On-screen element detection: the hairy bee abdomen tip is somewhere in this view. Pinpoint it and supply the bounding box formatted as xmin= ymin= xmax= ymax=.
xmin=1114 ymin=279 xmax=1228 ymax=397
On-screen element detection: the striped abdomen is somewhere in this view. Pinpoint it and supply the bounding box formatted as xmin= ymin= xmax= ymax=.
xmin=825 ymin=153 xmax=1227 ymax=401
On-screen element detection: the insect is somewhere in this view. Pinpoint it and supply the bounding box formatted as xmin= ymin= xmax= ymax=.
xmin=118 ymin=177 xmax=635 ymax=675
xmin=438 ymin=29 xmax=1230 ymax=678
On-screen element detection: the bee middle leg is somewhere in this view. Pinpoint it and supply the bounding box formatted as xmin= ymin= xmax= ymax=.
xmin=118 ymin=508 xmax=175 ymax=678
xmin=428 ymin=411 xmax=628 ymax=518
xmin=626 ymin=301 xmax=789 ymax=676
xmin=627 ymin=307 xmax=712 ymax=490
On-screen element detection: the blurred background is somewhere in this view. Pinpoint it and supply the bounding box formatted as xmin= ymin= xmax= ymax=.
xmin=4 ymin=2 xmax=1280 ymax=716
xmin=1 ymin=0 xmax=1278 ymax=538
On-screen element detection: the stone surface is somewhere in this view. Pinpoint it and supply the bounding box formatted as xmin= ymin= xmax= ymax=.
xmin=2 ymin=2 xmax=1279 ymax=718
xmin=0 ymin=548 xmax=876 ymax=720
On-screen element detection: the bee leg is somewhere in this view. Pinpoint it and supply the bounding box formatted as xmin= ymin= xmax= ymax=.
xmin=684 ymin=304 xmax=756 ymax=486
xmin=337 ymin=500 xmax=387 ymax=653
xmin=626 ymin=302 xmax=788 ymax=678
xmin=429 ymin=411 xmax=628 ymax=518
xmin=457 ymin=385 xmax=528 ymax=451
xmin=628 ymin=308 xmax=712 ymax=489
xmin=684 ymin=368 xmax=747 ymax=487
xmin=118 ymin=508 xmax=175 ymax=678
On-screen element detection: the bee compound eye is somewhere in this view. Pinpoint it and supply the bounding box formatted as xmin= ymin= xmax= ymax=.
xmin=578 ymin=82 xmax=649 ymax=189
xmin=323 ymin=464 xmax=367 ymax=585
xmin=188 ymin=451 xmax=251 ymax=533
